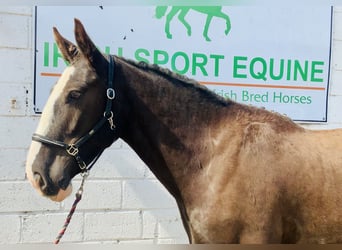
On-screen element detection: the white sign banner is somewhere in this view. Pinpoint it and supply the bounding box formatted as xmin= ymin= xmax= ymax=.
xmin=34 ymin=6 xmax=332 ymax=122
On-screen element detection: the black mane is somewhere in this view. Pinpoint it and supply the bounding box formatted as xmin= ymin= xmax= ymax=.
xmin=118 ymin=56 xmax=230 ymax=107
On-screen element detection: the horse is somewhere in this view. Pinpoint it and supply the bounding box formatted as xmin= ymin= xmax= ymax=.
xmin=155 ymin=6 xmax=231 ymax=42
xmin=26 ymin=19 xmax=342 ymax=243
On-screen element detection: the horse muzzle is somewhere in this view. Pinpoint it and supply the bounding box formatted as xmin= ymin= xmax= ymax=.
xmin=27 ymin=167 xmax=73 ymax=202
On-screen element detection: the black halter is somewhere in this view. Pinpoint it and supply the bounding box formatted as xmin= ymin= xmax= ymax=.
xmin=32 ymin=55 xmax=116 ymax=173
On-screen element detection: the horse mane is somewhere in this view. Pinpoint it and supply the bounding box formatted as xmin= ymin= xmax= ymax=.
xmin=117 ymin=56 xmax=231 ymax=107
xmin=116 ymin=56 xmax=300 ymax=132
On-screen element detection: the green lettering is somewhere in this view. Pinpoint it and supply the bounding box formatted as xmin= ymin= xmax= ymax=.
xmin=135 ymin=48 xmax=150 ymax=63
xmin=233 ymin=56 xmax=247 ymax=79
xmin=286 ymin=60 xmax=292 ymax=81
xmin=250 ymin=57 xmax=267 ymax=81
xmin=210 ymin=54 xmax=224 ymax=77
xmin=171 ymin=51 xmax=189 ymax=75
xmin=311 ymin=61 xmax=324 ymax=82
xmin=103 ymin=46 xmax=111 ymax=55
xmin=294 ymin=60 xmax=308 ymax=81
xmin=117 ymin=47 xmax=123 ymax=57
xmin=269 ymin=58 xmax=284 ymax=80
xmin=153 ymin=50 xmax=169 ymax=65
xmin=242 ymin=90 xmax=249 ymax=101
xmin=192 ymin=53 xmax=208 ymax=76
xmin=43 ymin=42 xmax=49 ymax=67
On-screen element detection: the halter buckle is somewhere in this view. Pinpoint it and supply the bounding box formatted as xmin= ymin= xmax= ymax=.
xmin=107 ymin=88 xmax=115 ymax=100
xmin=66 ymin=144 xmax=79 ymax=156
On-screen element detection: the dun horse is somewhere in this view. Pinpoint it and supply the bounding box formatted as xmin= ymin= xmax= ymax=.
xmin=26 ymin=19 xmax=342 ymax=243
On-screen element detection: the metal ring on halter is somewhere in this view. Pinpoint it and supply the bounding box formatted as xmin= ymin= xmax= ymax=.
xmin=104 ymin=111 xmax=113 ymax=119
xmin=107 ymin=88 xmax=115 ymax=100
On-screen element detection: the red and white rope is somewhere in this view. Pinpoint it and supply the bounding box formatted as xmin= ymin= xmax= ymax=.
xmin=54 ymin=172 xmax=88 ymax=244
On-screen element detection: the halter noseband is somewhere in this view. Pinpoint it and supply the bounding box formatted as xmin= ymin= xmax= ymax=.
xmin=32 ymin=55 xmax=116 ymax=173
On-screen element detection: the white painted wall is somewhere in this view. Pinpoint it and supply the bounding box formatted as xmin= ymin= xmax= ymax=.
xmin=0 ymin=5 xmax=342 ymax=244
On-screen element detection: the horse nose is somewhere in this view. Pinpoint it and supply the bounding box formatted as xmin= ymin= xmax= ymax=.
xmin=33 ymin=172 xmax=56 ymax=195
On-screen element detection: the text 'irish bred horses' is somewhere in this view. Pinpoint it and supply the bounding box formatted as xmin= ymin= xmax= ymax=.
xmin=26 ymin=19 xmax=342 ymax=243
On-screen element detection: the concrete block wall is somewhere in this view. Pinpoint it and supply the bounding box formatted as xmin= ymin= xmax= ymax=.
xmin=1 ymin=5 xmax=342 ymax=244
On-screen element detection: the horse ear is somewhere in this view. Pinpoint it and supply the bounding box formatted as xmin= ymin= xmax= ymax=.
xmin=53 ymin=27 xmax=78 ymax=64
xmin=73 ymin=18 xmax=105 ymax=69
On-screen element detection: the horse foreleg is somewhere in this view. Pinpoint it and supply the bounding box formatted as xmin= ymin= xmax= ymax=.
xmin=224 ymin=16 xmax=231 ymax=35
xmin=177 ymin=9 xmax=192 ymax=37
xmin=214 ymin=12 xmax=231 ymax=36
xmin=220 ymin=12 xmax=231 ymax=35
xmin=203 ymin=15 xmax=213 ymax=42
xmin=176 ymin=201 xmax=193 ymax=243
xmin=165 ymin=7 xmax=182 ymax=39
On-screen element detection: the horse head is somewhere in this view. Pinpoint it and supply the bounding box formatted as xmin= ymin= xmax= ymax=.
xmin=26 ymin=19 xmax=117 ymax=202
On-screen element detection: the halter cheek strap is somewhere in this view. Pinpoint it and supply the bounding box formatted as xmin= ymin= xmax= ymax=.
xmin=32 ymin=55 xmax=116 ymax=173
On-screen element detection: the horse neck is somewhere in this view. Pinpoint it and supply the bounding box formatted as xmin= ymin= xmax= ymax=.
xmin=114 ymin=57 xmax=229 ymax=197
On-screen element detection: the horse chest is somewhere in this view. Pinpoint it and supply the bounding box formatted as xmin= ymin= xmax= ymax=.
xmin=184 ymin=180 xmax=243 ymax=243
xmin=187 ymin=205 xmax=242 ymax=243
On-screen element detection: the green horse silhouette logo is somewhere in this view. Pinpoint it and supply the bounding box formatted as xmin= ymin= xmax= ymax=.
xmin=155 ymin=6 xmax=231 ymax=42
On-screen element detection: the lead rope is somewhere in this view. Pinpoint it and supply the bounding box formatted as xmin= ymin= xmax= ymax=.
xmin=54 ymin=171 xmax=89 ymax=244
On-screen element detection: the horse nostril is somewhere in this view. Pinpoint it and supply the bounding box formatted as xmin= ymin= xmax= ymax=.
xmin=58 ymin=177 xmax=70 ymax=190
xmin=34 ymin=172 xmax=45 ymax=188
xmin=34 ymin=172 xmax=52 ymax=194
xmin=34 ymin=172 xmax=57 ymax=195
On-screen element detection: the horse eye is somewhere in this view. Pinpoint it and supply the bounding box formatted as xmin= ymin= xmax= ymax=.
xmin=67 ymin=90 xmax=82 ymax=102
